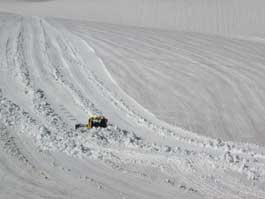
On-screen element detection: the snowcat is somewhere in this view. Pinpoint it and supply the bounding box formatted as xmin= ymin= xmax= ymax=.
xmin=75 ymin=116 xmax=108 ymax=129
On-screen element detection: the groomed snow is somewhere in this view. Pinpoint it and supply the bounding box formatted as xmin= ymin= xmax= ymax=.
xmin=1 ymin=0 xmax=265 ymax=37
xmin=1 ymin=1 xmax=265 ymax=198
xmin=52 ymin=19 xmax=265 ymax=145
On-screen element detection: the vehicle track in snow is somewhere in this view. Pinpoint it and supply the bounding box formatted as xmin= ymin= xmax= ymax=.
xmin=59 ymin=20 xmax=265 ymax=145
xmin=1 ymin=15 xmax=265 ymax=199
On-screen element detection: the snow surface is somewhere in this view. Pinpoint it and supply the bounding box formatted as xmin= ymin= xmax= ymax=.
xmin=1 ymin=1 xmax=265 ymax=198
xmin=1 ymin=0 xmax=265 ymax=37
xmin=52 ymin=19 xmax=265 ymax=145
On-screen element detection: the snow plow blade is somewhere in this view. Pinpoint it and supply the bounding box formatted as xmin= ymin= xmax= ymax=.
xmin=75 ymin=123 xmax=87 ymax=129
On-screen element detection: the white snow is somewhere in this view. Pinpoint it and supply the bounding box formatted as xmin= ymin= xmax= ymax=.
xmin=0 ymin=1 xmax=265 ymax=199
xmin=1 ymin=0 xmax=265 ymax=37
xmin=56 ymin=19 xmax=265 ymax=145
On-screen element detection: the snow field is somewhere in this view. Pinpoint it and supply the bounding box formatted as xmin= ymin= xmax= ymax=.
xmin=0 ymin=14 xmax=265 ymax=198
xmin=2 ymin=0 xmax=265 ymax=37
xmin=55 ymin=18 xmax=265 ymax=145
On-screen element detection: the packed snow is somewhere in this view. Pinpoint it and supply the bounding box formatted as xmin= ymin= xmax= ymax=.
xmin=1 ymin=0 xmax=265 ymax=36
xmin=53 ymin=19 xmax=265 ymax=145
xmin=1 ymin=1 xmax=265 ymax=199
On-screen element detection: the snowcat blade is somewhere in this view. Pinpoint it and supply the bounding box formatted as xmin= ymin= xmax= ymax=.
xmin=75 ymin=124 xmax=86 ymax=129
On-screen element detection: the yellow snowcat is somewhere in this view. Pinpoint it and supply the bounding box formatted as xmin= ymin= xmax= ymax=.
xmin=75 ymin=116 xmax=108 ymax=129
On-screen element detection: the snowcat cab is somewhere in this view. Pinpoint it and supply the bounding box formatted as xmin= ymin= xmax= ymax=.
xmin=87 ymin=116 xmax=108 ymax=128
xmin=75 ymin=116 xmax=108 ymax=129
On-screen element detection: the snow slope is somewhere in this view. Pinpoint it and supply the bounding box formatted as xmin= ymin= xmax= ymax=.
xmin=1 ymin=0 xmax=265 ymax=37
xmin=1 ymin=13 xmax=265 ymax=199
xmin=51 ymin=19 xmax=265 ymax=145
